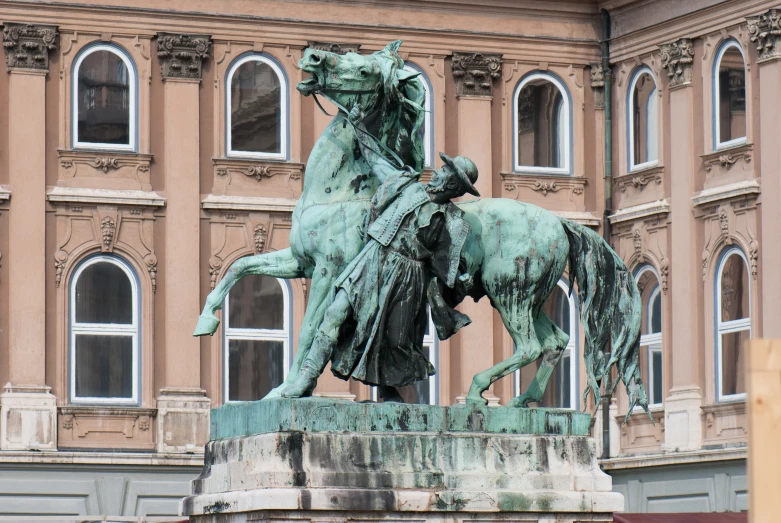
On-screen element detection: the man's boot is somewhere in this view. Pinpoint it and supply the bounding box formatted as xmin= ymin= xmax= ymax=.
xmin=281 ymin=332 xmax=336 ymax=398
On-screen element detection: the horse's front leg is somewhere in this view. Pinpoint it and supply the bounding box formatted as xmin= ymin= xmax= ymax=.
xmin=193 ymin=248 xmax=307 ymax=337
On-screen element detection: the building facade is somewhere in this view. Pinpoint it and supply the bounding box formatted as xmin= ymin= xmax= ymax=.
xmin=0 ymin=0 xmax=768 ymax=517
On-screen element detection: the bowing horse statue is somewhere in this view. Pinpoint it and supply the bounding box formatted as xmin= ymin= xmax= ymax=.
xmin=194 ymin=41 xmax=649 ymax=414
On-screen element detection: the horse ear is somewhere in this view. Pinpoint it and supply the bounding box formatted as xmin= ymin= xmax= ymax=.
xmin=397 ymin=69 xmax=420 ymax=82
xmin=383 ymin=40 xmax=403 ymax=53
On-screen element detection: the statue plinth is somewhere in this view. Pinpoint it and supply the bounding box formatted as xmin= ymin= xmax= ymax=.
xmin=181 ymin=398 xmax=622 ymax=522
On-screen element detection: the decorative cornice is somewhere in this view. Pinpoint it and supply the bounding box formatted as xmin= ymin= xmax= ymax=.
xmin=747 ymin=9 xmax=781 ymax=63
xmin=213 ymin=158 xmax=304 ymax=183
xmin=201 ymin=194 xmax=297 ymax=213
xmin=691 ymin=180 xmax=761 ymax=207
xmin=616 ymin=165 xmax=664 ymax=194
xmin=451 ymin=52 xmax=502 ymax=97
xmin=608 ymin=199 xmax=670 ymax=225
xmin=590 ymin=63 xmax=605 ymax=109
xmin=306 ymin=41 xmax=360 ymax=55
xmin=2 ymin=22 xmax=58 ymax=72
xmin=47 ymin=186 xmax=166 ymax=207
xmin=156 ymin=33 xmax=212 ymax=81
xmin=701 ymin=142 xmax=752 ymax=174
xmin=659 ymin=38 xmax=694 ymax=88
xmin=501 ymin=173 xmax=586 ymax=199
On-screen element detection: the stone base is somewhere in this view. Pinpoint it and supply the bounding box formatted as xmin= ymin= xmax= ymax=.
xmin=662 ymin=386 xmax=703 ymax=451
xmin=0 ymin=383 xmax=57 ymax=451
xmin=156 ymin=387 xmax=211 ymax=454
xmin=182 ymin=399 xmax=622 ymax=522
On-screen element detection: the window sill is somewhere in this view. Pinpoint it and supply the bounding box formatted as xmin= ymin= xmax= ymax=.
xmin=628 ymin=161 xmax=659 ymax=174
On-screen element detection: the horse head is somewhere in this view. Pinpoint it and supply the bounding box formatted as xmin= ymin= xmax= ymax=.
xmin=298 ymin=41 xmax=427 ymax=172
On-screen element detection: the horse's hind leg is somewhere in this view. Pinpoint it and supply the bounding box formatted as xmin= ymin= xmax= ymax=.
xmin=508 ymin=311 xmax=569 ymax=408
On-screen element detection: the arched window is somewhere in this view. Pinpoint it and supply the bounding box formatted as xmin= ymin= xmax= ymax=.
xmin=70 ymin=255 xmax=139 ymax=404
xmin=636 ymin=267 xmax=663 ymax=407
xmin=404 ymin=63 xmax=433 ymax=168
xmin=513 ymin=72 xmax=571 ymax=174
xmin=223 ymin=270 xmax=291 ymax=402
xmin=714 ymin=41 xmax=747 ymax=149
xmin=73 ymin=44 xmax=136 ymax=151
xmin=226 ymin=54 xmax=288 ymax=159
xmin=628 ymin=68 xmax=659 ymax=171
xmin=716 ymin=248 xmax=751 ymax=401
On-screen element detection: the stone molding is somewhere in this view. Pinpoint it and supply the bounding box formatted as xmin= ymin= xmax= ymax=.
xmin=616 ymin=165 xmax=664 ymax=195
xmin=58 ymin=150 xmax=154 ymax=192
xmin=608 ymin=199 xmax=670 ymax=225
xmin=701 ymin=401 xmax=747 ymax=446
xmin=659 ymin=37 xmax=694 ymax=88
xmin=0 ymin=185 xmax=9 ymax=201
xmin=0 ymin=384 xmax=58 ymax=451
xmin=201 ymin=193 xmax=298 ymax=212
xmin=2 ymin=22 xmax=58 ymax=71
xmin=617 ymin=408 xmax=665 ymax=454
xmin=214 ymin=157 xmax=303 ymax=183
xmin=47 ymin=186 xmax=166 ymax=207
xmin=549 ymin=210 xmax=601 ymax=228
xmin=501 ymin=172 xmax=586 ymax=197
xmin=691 ymin=179 xmax=761 ymax=207
xmin=156 ymin=388 xmax=210 ymax=454
xmin=701 ymin=142 xmax=752 ymax=175
xmin=58 ymin=406 xmax=157 ymax=450
xmin=156 ymin=32 xmax=212 ymax=81
xmin=306 ymin=41 xmax=360 ymax=54
xmin=451 ymin=51 xmax=502 ymax=97
xmin=600 ymin=446 xmax=747 ymax=471
xmin=747 ymin=8 xmax=781 ymax=63
xmin=590 ymin=63 xmax=605 ymax=109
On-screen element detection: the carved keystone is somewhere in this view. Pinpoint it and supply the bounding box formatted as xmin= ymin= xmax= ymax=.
xmin=451 ymin=52 xmax=502 ymax=97
xmin=156 ymin=33 xmax=212 ymax=81
xmin=747 ymin=9 xmax=781 ymax=62
xmin=2 ymin=22 xmax=58 ymax=71
xmin=659 ymin=38 xmax=694 ymax=88
xmin=307 ymin=41 xmax=360 ymax=55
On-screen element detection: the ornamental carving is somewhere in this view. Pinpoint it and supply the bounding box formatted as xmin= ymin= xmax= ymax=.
xmin=209 ymin=257 xmax=222 ymax=290
xmin=718 ymin=208 xmax=731 ymax=244
xmin=590 ymin=64 xmax=605 ymax=109
xmin=101 ymin=217 xmax=116 ymax=251
xmin=451 ymin=52 xmax=502 ymax=97
xmin=145 ymin=254 xmax=158 ymax=293
xmin=659 ymin=38 xmax=694 ymax=88
xmin=747 ymin=9 xmax=781 ymax=62
xmin=2 ymin=22 xmax=58 ymax=71
xmin=156 ymin=33 xmax=212 ymax=80
xmin=532 ymin=180 xmax=559 ymax=196
xmin=633 ymin=229 xmax=642 ymax=257
xmin=91 ymin=157 xmax=120 ymax=173
xmin=254 ymin=224 xmax=268 ymax=254
xmin=307 ymin=41 xmax=360 ymax=55
xmin=660 ymin=257 xmax=669 ymax=294
xmin=749 ymin=239 xmax=759 ymax=280
xmin=54 ymin=249 xmax=68 ymax=288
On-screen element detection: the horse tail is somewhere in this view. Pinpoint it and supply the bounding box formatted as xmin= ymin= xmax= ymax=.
xmin=559 ymin=218 xmax=650 ymax=421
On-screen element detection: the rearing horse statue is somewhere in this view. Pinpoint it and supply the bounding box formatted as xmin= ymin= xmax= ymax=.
xmin=195 ymin=41 xmax=649 ymax=414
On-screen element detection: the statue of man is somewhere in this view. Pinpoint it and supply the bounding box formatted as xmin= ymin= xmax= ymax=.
xmin=282 ymin=144 xmax=480 ymax=399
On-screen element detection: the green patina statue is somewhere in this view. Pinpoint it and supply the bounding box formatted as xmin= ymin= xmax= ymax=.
xmin=194 ymin=41 xmax=650 ymax=417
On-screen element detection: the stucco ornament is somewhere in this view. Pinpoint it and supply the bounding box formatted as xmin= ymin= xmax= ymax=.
xmin=194 ymin=41 xmax=649 ymax=418
xmin=2 ymin=22 xmax=58 ymax=71
xmin=659 ymin=38 xmax=694 ymax=88
xmin=747 ymin=9 xmax=781 ymax=62
xmin=156 ymin=32 xmax=212 ymax=80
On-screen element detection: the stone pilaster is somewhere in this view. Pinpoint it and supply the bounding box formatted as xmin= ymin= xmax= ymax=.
xmin=747 ymin=9 xmax=781 ymax=63
xmin=590 ymin=64 xmax=605 ymax=110
xmin=156 ymin=33 xmax=211 ymax=81
xmin=1 ymin=22 xmax=58 ymax=451
xmin=451 ymin=52 xmax=501 ymax=97
xmin=659 ymin=38 xmax=694 ymax=89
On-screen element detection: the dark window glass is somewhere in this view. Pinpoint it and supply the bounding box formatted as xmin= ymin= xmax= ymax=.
xmin=632 ymin=72 xmax=657 ymax=165
xmin=721 ymin=254 xmax=749 ymax=322
xmin=651 ymin=349 xmax=663 ymax=405
xmin=636 ymin=271 xmax=661 ymax=336
xmin=230 ymin=60 xmax=282 ymax=154
xmin=721 ymin=330 xmax=748 ymax=396
xmin=75 ymin=335 xmax=133 ymax=398
xmin=77 ymin=50 xmax=130 ymax=145
xmin=718 ymin=47 xmax=747 ymax=144
xmin=517 ymin=79 xmax=565 ymax=168
xmin=651 ymin=291 xmax=662 ymax=334
xmin=540 ymin=285 xmax=572 ymax=409
xmin=228 ymin=339 xmax=284 ymax=401
xmin=75 ymin=262 xmax=133 ymax=324
xmin=228 ymin=274 xmax=284 ymax=330
xmin=543 ymin=286 xmax=570 ymax=334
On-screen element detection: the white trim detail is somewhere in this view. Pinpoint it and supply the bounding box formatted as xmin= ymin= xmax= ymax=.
xmin=715 ymin=247 xmax=750 ymax=403
xmin=691 ymin=180 xmax=760 ymax=207
xmin=627 ymin=67 xmax=659 ymax=172
xmin=608 ymin=199 xmax=670 ymax=225
xmin=47 ymin=186 xmax=166 ymax=207
xmin=201 ymin=193 xmax=298 ymax=213
xmin=713 ymin=41 xmax=748 ymax=151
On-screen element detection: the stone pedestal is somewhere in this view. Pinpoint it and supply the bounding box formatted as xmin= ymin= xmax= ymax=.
xmin=156 ymin=387 xmax=211 ymax=454
xmin=181 ymin=399 xmax=622 ymax=522
xmin=0 ymin=383 xmax=57 ymax=451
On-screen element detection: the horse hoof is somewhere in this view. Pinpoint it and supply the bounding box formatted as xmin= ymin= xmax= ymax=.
xmin=508 ymin=396 xmax=533 ymax=408
xmin=193 ymin=314 xmax=220 ymax=337
xmin=262 ymin=386 xmax=285 ymax=400
xmin=465 ymin=392 xmax=488 ymax=406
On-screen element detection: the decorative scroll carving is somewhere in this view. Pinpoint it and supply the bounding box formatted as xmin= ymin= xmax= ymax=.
xmin=54 ymin=250 xmax=68 ymax=288
xmin=632 ymin=229 xmax=642 ymax=257
xmin=2 ymin=23 xmax=58 ymax=71
xmin=254 ymin=224 xmax=268 ymax=254
xmin=145 ymin=254 xmax=158 ymax=293
xmin=660 ymin=257 xmax=669 ymax=294
xmin=718 ymin=208 xmax=731 ymax=244
xmin=749 ymin=239 xmax=759 ymax=279
xmin=703 ymin=147 xmax=751 ymax=173
xmin=209 ymin=257 xmax=222 ymax=290
xmin=659 ymin=38 xmax=694 ymax=88
xmin=91 ymin=157 xmax=120 ymax=173
xmin=213 ymin=159 xmax=304 ymax=184
xmin=532 ymin=180 xmax=559 ymax=196
xmin=616 ymin=167 xmax=663 ymax=194
xmin=590 ymin=64 xmax=605 ymax=109
xmin=501 ymin=173 xmax=586 ymax=201
xmin=747 ymin=9 xmax=781 ymax=62
xmin=101 ymin=217 xmax=116 ymax=251
xmin=307 ymin=41 xmax=360 ymax=55
xmin=156 ymin=33 xmax=212 ymax=80
xmin=451 ymin=52 xmax=502 ymax=97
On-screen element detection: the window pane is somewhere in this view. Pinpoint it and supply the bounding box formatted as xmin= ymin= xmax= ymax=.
xmin=228 ymin=274 xmax=284 ymax=330
xmin=75 ymin=262 xmax=133 ymax=324
xmin=78 ymin=50 xmax=130 ymax=145
xmin=651 ymin=291 xmax=662 ymax=334
xmin=651 ymin=347 xmax=663 ymax=405
xmin=632 ymin=73 xmax=657 ymax=165
xmin=230 ymin=60 xmax=282 ymax=154
xmin=396 ymin=346 xmax=432 ymax=404
xmin=75 ymin=334 xmax=133 ymax=398
xmin=721 ymin=254 xmax=749 ymax=322
xmin=721 ymin=329 xmax=749 ymax=396
xmin=228 ymin=339 xmax=284 ymax=401
xmin=539 ymin=351 xmax=571 ymax=409
xmin=636 ymin=270 xmax=660 ymax=335
xmin=543 ymin=285 xmax=570 ymax=335
xmin=718 ymin=47 xmax=746 ymax=143
xmin=517 ymin=79 xmax=565 ymax=168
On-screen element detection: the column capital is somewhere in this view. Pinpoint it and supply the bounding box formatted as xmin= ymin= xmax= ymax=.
xmin=590 ymin=63 xmax=605 ymax=109
xmin=156 ymin=32 xmax=212 ymax=81
xmin=306 ymin=41 xmax=360 ymax=55
xmin=659 ymin=37 xmax=694 ymax=89
xmin=747 ymin=9 xmax=781 ymax=63
xmin=451 ymin=51 xmax=502 ymax=97
xmin=2 ymin=22 xmax=58 ymax=72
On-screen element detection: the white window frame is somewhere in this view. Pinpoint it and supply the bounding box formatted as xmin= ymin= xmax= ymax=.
xmin=627 ymin=67 xmax=659 ymax=172
xmin=69 ymin=255 xmax=140 ymax=405
xmin=223 ymin=275 xmax=292 ymax=403
xmin=403 ymin=63 xmax=433 ymax=168
xmin=512 ymin=72 xmax=571 ymax=175
xmin=226 ymin=54 xmax=288 ymax=160
xmin=715 ymin=248 xmax=751 ymax=403
xmin=72 ymin=44 xmax=137 ymax=152
xmin=514 ymin=279 xmax=578 ymax=410
xmin=713 ymin=40 xmax=748 ymax=151
xmin=636 ymin=266 xmax=663 ymax=409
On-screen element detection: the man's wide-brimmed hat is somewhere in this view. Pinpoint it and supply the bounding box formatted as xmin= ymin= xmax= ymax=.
xmin=439 ymin=152 xmax=480 ymax=197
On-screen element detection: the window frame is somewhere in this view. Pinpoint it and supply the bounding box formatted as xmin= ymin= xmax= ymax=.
xmin=225 ymin=53 xmax=289 ymax=161
xmin=222 ymin=274 xmax=293 ymax=403
xmin=512 ymin=71 xmax=572 ymax=175
xmin=72 ymin=43 xmax=138 ymax=152
xmin=403 ymin=63 xmax=433 ymax=168
xmin=627 ymin=67 xmax=659 ymax=172
xmin=713 ymin=40 xmax=748 ymax=151
xmin=715 ymin=247 xmax=751 ymax=403
xmin=635 ymin=265 xmax=664 ymax=409
xmin=69 ymin=254 xmax=140 ymax=405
